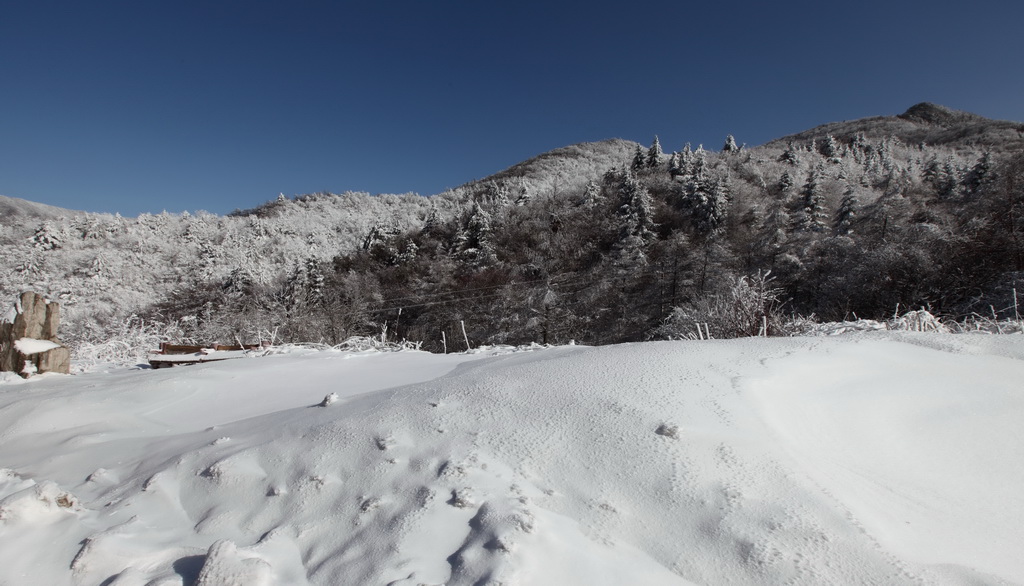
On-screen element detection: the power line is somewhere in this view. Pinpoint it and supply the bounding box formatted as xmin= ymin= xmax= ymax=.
xmin=362 ymin=266 xmax=680 ymax=314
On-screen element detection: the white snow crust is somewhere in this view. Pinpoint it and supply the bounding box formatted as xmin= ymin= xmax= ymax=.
xmin=13 ymin=337 xmax=62 ymax=355
xmin=1 ymin=335 xmax=1022 ymax=585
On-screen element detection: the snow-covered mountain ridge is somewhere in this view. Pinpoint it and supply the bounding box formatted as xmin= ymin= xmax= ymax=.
xmin=0 ymin=195 xmax=80 ymax=221
xmin=768 ymin=102 xmax=1024 ymax=154
xmin=2 ymin=103 xmax=1022 ymax=352
xmin=1 ymin=333 xmax=1022 ymax=584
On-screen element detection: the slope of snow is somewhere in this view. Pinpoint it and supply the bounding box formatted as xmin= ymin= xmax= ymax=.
xmin=1 ymin=334 xmax=1022 ymax=585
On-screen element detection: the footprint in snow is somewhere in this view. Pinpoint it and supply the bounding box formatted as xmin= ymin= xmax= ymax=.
xmin=656 ymin=423 xmax=680 ymax=439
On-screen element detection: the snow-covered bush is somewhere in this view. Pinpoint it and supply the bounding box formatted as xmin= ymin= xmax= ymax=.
xmin=948 ymin=315 xmax=1024 ymax=334
xmin=261 ymin=336 xmax=422 ymax=356
xmin=887 ymin=309 xmax=949 ymax=333
xmin=333 ymin=335 xmax=422 ymax=352
xmin=786 ymin=318 xmax=887 ymax=337
xmin=658 ymin=272 xmax=785 ymax=339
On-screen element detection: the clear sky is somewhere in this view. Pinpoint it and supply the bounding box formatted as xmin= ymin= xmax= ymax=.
xmin=2 ymin=0 xmax=1022 ymax=216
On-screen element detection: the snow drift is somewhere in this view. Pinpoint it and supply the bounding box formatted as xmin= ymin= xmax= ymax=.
xmin=1 ymin=334 xmax=1022 ymax=585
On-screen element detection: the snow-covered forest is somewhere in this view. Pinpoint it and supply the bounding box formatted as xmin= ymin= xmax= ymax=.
xmin=2 ymin=103 xmax=1023 ymax=356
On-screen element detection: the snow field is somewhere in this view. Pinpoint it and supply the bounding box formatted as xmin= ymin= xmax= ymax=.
xmin=1 ymin=335 xmax=1022 ymax=585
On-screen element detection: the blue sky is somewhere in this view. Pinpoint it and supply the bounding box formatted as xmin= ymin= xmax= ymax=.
xmin=2 ymin=1 xmax=1022 ymax=216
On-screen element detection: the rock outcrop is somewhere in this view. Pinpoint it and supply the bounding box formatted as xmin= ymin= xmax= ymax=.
xmin=0 ymin=292 xmax=71 ymax=377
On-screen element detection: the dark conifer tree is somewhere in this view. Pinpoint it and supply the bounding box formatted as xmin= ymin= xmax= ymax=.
xmin=779 ymin=171 xmax=794 ymax=194
xmin=820 ymin=135 xmax=841 ymax=161
xmin=922 ymin=155 xmax=940 ymax=188
xmin=779 ymin=143 xmax=799 ymax=165
xmin=937 ymin=155 xmax=961 ymax=199
xmin=834 ymin=185 xmax=858 ymax=235
xmin=631 ymin=145 xmax=647 ymax=171
xmin=963 ymin=152 xmax=995 ymax=197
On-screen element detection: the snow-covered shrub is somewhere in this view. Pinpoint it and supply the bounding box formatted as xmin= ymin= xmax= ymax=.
xmin=261 ymin=335 xmax=422 ymax=356
xmin=787 ymin=318 xmax=887 ymax=336
xmin=658 ymin=272 xmax=785 ymax=339
xmin=333 ymin=335 xmax=422 ymax=352
xmin=948 ymin=315 xmax=1024 ymax=334
xmin=887 ymin=309 xmax=949 ymax=333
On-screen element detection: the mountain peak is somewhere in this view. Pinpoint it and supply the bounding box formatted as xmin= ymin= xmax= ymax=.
xmin=768 ymin=103 xmax=1023 ymax=153
xmin=898 ymin=102 xmax=986 ymax=127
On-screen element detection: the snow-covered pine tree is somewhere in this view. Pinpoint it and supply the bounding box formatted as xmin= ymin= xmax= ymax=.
xmin=304 ymin=257 xmax=326 ymax=307
xmin=31 ymin=223 xmax=63 ymax=250
xmin=647 ymin=136 xmax=663 ymax=168
xmin=690 ymin=145 xmax=708 ymax=179
xmin=397 ymin=239 xmax=418 ymax=264
xmin=456 ymin=202 xmax=495 ymax=263
xmin=779 ymin=143 xmax=799 ymax=165
xmin=668 ymin=152 xmax=682 ymax=178
xmin=482 ymin=181 xmax=510 ymax=206
xmin=722 ymin=134 xmax=739 ymax=153
xmin=617 ymin=169 xmax=655 ymax=243
xmin=421 ymin=204 xmax=440 ymax=236
xmin=680 ymin=163 xmax=728 ymax=237
xmin=820 ymin=135 xmax=841 ymax=162
xmin=796 ymin=166 xmax=827 ymax=233
xmin=709 ymin=176 xmax=731 ymax=226
xmin=610 ymin=169 xmax=655 ymax=266
xmin=581 ymin=180 xmax=601 ymax=207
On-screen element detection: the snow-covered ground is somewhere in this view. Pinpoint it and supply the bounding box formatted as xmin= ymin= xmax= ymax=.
xmin=1 ymin=334 xmax=1022 ymax=585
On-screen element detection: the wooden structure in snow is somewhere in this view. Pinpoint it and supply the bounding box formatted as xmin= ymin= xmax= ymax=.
xmin=148 ymin=342 xmax=264 ymax=369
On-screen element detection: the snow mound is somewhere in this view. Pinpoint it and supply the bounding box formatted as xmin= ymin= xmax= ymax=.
xmin=1 ymin=337 xmax=1022 ymax=585
xmin=0 ymin=480 xmax=81 ymax=524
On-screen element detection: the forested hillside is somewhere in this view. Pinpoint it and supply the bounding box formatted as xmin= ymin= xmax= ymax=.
xmin=2 ymin=104 xmax=1022 ymax=354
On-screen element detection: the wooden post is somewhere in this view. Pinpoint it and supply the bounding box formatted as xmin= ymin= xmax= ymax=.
xmin=460 ymin=320 xmax=471 ymax=351
xmin=441 ymin=330 xmax=447 ymax=354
